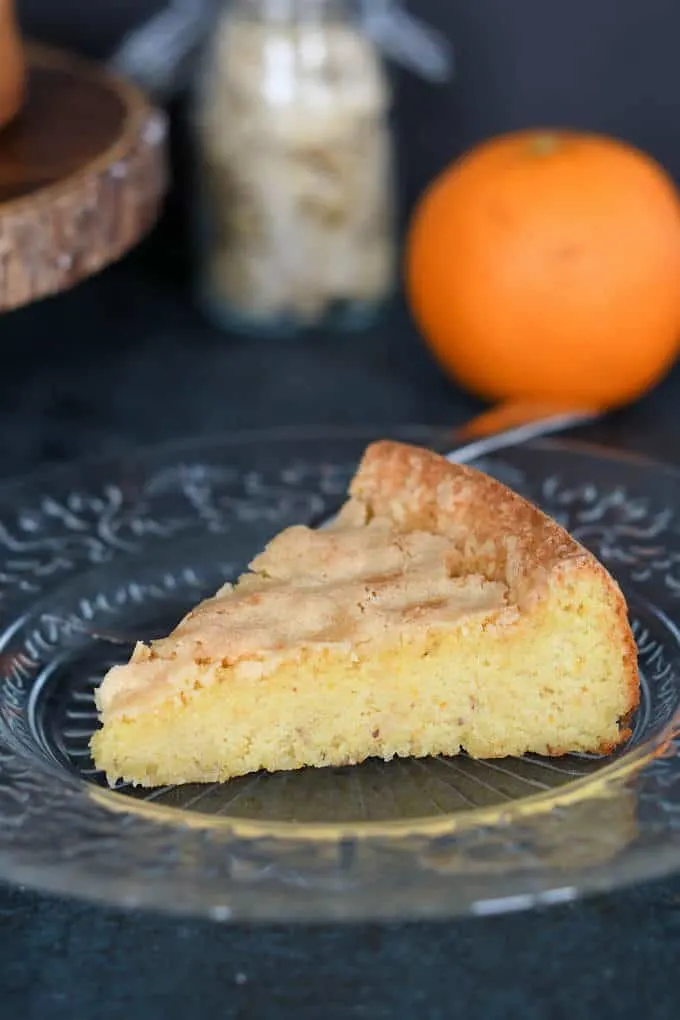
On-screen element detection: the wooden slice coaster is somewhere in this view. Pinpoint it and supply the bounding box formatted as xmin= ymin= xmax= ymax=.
xmin=0 ymin=43 xmax=168 ymax=312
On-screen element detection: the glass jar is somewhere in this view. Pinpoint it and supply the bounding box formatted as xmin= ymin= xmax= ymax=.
xmin=193 ymin=0 xmax=395 ymax=336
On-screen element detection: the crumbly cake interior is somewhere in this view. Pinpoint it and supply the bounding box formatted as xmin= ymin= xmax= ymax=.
xmin=91 ymin=442 xmax=639 ymax=787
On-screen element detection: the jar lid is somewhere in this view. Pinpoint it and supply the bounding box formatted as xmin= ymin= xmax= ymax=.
xmin=110 ymin=0 xmax=453 ymax=100
xmin=360 ymin=0 xmax=453 ymax=83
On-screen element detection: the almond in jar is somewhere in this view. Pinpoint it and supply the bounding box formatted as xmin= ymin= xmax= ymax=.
xmin=193 ymin=0 xmax=395 ymax=335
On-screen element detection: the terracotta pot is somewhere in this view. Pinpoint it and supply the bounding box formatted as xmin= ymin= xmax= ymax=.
xmin=0 ymin=0 xmax=24 ymax=131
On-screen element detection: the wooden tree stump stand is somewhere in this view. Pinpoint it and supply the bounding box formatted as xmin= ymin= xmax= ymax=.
xmin=0 ymin=43 xmax=168 ymax=312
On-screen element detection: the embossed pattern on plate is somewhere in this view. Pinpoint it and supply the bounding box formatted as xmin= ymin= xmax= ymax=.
xmin=0 ymin=428 xmax=679 ymax=922
xmin=36 ymin=605 xmax=651 ymax=825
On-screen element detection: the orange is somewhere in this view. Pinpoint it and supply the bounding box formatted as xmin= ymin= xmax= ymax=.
xmin=405 ymin=130 xmax=680 ymax=409
xmin=0 ymin=1 xmax=24 ymax=131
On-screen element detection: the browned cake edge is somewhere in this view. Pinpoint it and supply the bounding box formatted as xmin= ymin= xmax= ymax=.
xmin=350 ymin=440 xmax=640 ymax=752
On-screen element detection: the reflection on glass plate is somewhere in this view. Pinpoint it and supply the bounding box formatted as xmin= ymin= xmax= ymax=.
xmin=1 ymin=427 xmax=680 ymax=922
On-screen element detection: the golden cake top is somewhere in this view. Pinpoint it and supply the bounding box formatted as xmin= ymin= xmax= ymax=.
xmin=96 ymin=440 xmax=595 ymax=720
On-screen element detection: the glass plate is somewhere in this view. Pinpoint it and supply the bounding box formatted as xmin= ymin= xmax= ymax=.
xmin=1 ymin=427 xmax=680 ymax=922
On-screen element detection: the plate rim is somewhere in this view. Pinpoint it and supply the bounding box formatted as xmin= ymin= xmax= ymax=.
xmin=0 ymin=424 xmax=677 ymax=500
xmin=0 ymin=428 xmax=679 ymax=921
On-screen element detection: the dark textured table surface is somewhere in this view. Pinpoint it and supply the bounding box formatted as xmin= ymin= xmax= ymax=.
xmin=3 ymin=239 xmax=680 ymax=1019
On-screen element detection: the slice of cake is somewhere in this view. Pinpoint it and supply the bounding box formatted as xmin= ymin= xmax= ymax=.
xmin=91 ymin=440 xmax=640 ymax=787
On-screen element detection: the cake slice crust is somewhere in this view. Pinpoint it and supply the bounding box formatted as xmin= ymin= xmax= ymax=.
xmin=91 ymin=441 xmax=640 ymax=787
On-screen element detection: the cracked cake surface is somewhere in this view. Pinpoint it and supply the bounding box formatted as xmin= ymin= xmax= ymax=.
xmin=91 ymin=441 xmax=640 ymax=787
